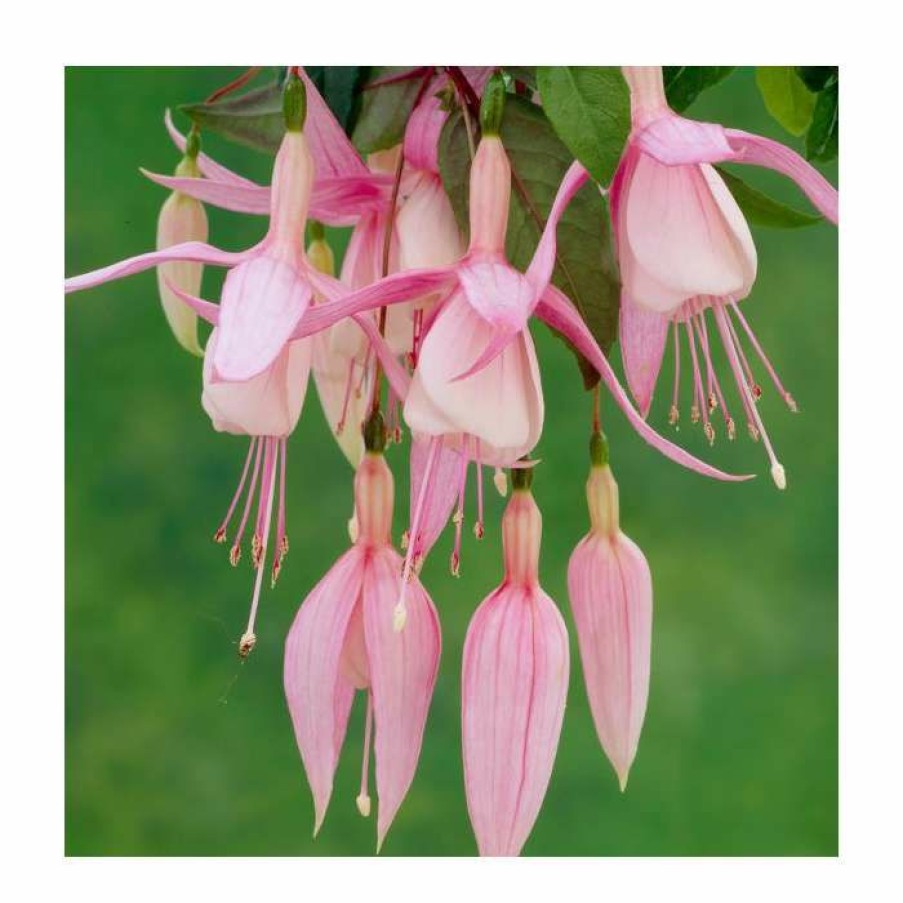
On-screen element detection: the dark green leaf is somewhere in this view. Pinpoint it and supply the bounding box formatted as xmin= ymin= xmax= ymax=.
xmin=351 ymin=67 xmax=432 ymax=155
xmin=439 ymin=95 xmax=621 ymax=388
xmin=323 ymin=67 xmax=367 ymax=132
xmin=755 ymin=66 xmax=816 ymax=136
xmin=796 ymin=66 xmax=838 ymax=93
xmin=502 ymin=66 xmax=537 ymax=90
xmin=716 ymin=168 xmax=822 ymax=228
xmin=535 ymin=67 xmax=630 ymax=187
xmin=663 ymin=66 xmax=735 ymax=112
xmin=181 ymin=82 xmax=283 ymax=154
xmin=806 ymin=81 xmax=838 ymax=162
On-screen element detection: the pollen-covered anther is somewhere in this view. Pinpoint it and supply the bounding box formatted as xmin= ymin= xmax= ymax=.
xmin=280 ymin=535 xmax=289 ymax=557
xmin=708 ymin=392 xmax=718 ymax=412
xmin=690 ymin=404 xmax=700 ymax=424
xmin=452 ymin=510 xmax=464 ymax=526
xmin=704 ymin=422 xmax=715 ymax=446
xmin=752 ymin=384 xmax=763 ymax=401
xmin=251 ymin=533 xmax=264 ymax=569
xmin=238 ymin=631 xmax=257 ymax=659
xmin=393 ymin=426 xmax=403 ymax=445
xmin=747 ymin=422 xmax=760 ymax=442
xmin=229 ymin=544 xmax=242 ymax=567
xmin=450 ymin=551 xmax=461 ymax=577
xmin=356 ymin=794 xmax=371 ymax=818
xmin=270 ymin=557 xmax=282 ymax=588
xmin=668 ymin=404 xmax=680 ymax=426
xmin=727 ymin=417 xmax=737 ymax=441
xmin=786 ymin=393 xmax=799 ymax=413
xmin=474 ymin=520 xmax=485 ymax=540
xmin=213 ymin=527 xmax=227 ymax=544
xmin=400 ymin=529 xmax=409 ymax=551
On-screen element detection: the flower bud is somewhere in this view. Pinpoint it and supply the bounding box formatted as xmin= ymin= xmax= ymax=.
xmin=156 ymin=154 xmax=208 ymax=356
xmin=567 ymin=457 xmax=652 ymax=791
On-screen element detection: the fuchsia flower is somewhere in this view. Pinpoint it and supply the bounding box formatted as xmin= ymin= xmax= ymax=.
xmin=610 ymin=66 xmax=839 ymax=487
xmin=567 ymin=433 xmax=652 ymax=791
xmin=284 ymin=442 xmax=441 ymax=849
xmin=462 ymin=469 xmax=569 ymax=856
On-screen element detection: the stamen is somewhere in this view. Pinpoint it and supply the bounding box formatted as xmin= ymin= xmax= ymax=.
xmin=356 ymin=692 xmax=374 ymax=818
xmin=239 ymin=437 xmax=280 ymax=656
xmin=474 ymin=439 xmax=485 ymax=539
xmin=450 ymin=445 xmax=469 ymax=577
xmin=396 ymin=436 xmax=441 ymax=631
xmin=713 ymin=305 xmax=787 ymax=489
xmin=271 ymin=437 xmax=288 ymax=588
xmin=252 ymin=438 xmax=277 ymax=570
xmin=214 ymin=438 xmax=258 ymax=544
xmin=410 ymin=308 xmax=425 ymax=368
xmin=729 ymin=300 xmax=798 ymax=412
xmin=355 ymin=346 xmax=372 ymax=399
xmin=686 ymin=322 xmax=713 ymax=443
xmin=669 ymin=321 xmax=681 ymax=427
xmin=724 ymin=309 xmax=762 ymax=399
xmin=335 ymin=358 xmax=357 ymax=436
xmin=694 ymin=315 xmax=717 ymax=412
xmin=230 ymin=438 xmax=264 ymax=566
xmin=695 ymin=315 xmax=735 ymax=439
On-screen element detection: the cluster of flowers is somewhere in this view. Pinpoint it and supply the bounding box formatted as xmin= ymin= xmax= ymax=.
xmin=65 ymin=66 xmax=838 ymax=855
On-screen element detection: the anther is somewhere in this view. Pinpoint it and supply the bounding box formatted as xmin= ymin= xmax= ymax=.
xmin=493 ymin=468 xmax=508 ymax=497
xmin=213 ymin=526 xmax=227 ymax=544
xmin=690 ymin=403 xmax=700 ymax=424
xmin=473 ymin=520 xmax=485 ymax=540
xmin=771 ymin=462 xmax=787 ymax=490
xmin=704 ymin=422 xmax=715 ymax=446
xmin=400 ymin=528 xmax=409 ymax=550
xmin=748 ymin=422 xmax=760 ymax=442
xmin=238 ymin=631 xmax=257 ymax=659
xmin=450 ymin=551 xmax=460 ymax=577
xmin=229 ymin=545 xmax=242 ymax=567
xmin=727 ymin=417 xmax=737 ymax=441
xmin=668 ymin=404 xmax=680 ymax=426
xmin=251 ymin=533 xmax=263 ymax=569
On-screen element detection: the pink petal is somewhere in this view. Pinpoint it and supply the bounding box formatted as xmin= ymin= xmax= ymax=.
xmin=725 ymin=128 xmax=839 ymax=224
xmin=311 ymin=175 xmax=389 ymax=225
xmin=535 ymin=285 xmax=753 ymax=482
xmin=141 ymin=168 xmax=270 ymax=214
xmin=632 ymin=115 xmax=736 ymax=166
xmin=395 ymin=172 xmax=464 ymax=272
xmin=292 ymin=267 xmax=458 ymax=339
xmin=462 ymin=584 xmax=569 ymax=856
xmin=202 ymin=329 xmax=312 ymax=437
xmin=213 ymin=254 xmax=312 ymax=382
xmin=284 ymin=547 xmax=366 ymax=834
xmin=568 ymin=531 xmax=652 ymax=790
xmin=621 ymin=154 xmax=757 ymax=313
xmin=525 ymin=161 xmax=591 ymax=291
xmin=408 ymin=434 xmax=461 ymax=560
xmin=64 ymin=242 xmax=246 ymax=294
xmin=457 ymin=260 xmax=537 ymax=333
xmin=363 ymin=547 xmax=441 ymax=850
xmin=404 ymin=293 xmax=544 ymax=466
xmin=403 ymin=91 xmax=446 ymax=174
xmin=619 ymin=293 xmax=669 ymax=418
xmin=164 ymin=109 xmax=258 ymax=187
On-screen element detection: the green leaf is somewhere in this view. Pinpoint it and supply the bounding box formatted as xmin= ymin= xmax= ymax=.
xmin=663 ymin=67 xmax=735 ymax=113
xmin=351 ymin=67 xmax=431 ymax=155
xmin=535 ymin=67 xmax=630 ymax=187
xmin=796 ymin=66 xmax=837 ymax=93
xmin=181 ymin=82 xmax=284 ymax=155
xmin=716 ymin=168 xmax=822 ymax=228
xmin=806 ymin=81 xmax=838 ymax=162
xmin=439 ymin=95 xmax=621 ymax=388
xmin=755 ymin=67 xmax=816 ymax=136
xmin=502 ymin=66 xmax=537 ymax=90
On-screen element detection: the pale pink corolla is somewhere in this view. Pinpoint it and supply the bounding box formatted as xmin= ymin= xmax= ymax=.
xmin=610 ymin=66 xmax=838 ymax=487
xmin=462 ymin=479 xmax=569 ymax=856
xmin=155 ymin=152 xmax=208 ymax=356
xmin=567 ymin=440 xmax=652 ymax=791
xmin=284 ymin=450 xmax=441 ymax=850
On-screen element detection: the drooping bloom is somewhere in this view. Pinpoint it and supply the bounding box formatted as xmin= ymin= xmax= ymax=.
xmin=284 ymin=443 xmax=441 ymax=850
xmin=609 ymin=65 xmax=839 ymax=487
xmin=567 ymin=433 xmax=652 ymax=791
xmin=462 ymin=470 xmax=569 ymax=856
xmin=155 ymin=140 xmax=208 ymax=356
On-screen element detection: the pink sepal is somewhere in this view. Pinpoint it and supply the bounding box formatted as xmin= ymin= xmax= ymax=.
xmin=64 ymin=241 xmax=247 ymax=294
xmin=164 ymin=109 xmax=258 ymax=187
xmin=161 ymin=276 xmax=221 ymax=325
xmin=619 ymin=293 xmax=669 ymax=418
xmin=535 ymin=285 xmax=753 ymax=482
xmin=632 ymin=115 xmax=737 ymax=166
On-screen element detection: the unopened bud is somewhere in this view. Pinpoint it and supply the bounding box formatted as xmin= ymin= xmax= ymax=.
xmin=480 ymin=71 xmax=507 ymax=136
xmin=283 ymin=70 xmax=307 ymax=132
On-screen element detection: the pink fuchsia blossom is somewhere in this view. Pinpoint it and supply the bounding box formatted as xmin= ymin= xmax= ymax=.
xmin=155 ymin=146 xmax=208 ymax=356
xmin=567 ymin=434 xmax=652 ymax=791
xmin=462 ymin=471 xmax=569 ymax=856
xmin=284 ymin=447 xmax=441 ymax=850
xmin=608 ymin=66 xmax=838 ymax=487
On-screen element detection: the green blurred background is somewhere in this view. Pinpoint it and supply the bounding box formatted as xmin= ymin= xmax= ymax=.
xmin=65 ymin=67 xmax=837 ymax=856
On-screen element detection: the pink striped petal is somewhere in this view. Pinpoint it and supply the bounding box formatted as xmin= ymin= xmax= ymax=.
xmin=458 ymin=260 xmax=536 ymax=332
xmin=213 ymin=255 xmax=311 ymax=382
xmin=408 ymin=435 xmax=461 ymax=560
xmin=403 ymin=92 xmax=445 ymax=174
xmin=632 ymin=115 xmax=736 ymax=165
xmin=164 ymin=109 xmax=259 ymax=187
xmin=292 ymin=267 xmax=458 ymax=339
xmin=462 ymin=584 xmax=569 ymax=856
xmin=568 ymin=531 xmax=652 ymax=790
xmin=725 ymin=129 xmax=839 ymax=224
xmin=363 ymin=547 xmax=441 ymax=850
xmin=65 ymin=241 xmax=247 ymax=294
xmin=141 ymin=168 xmax=270 ymax=214
xmin=525 ymin=161 xmax=592 ymax=291
xmin=535 ymin=285 xmax=753 ymax=482
xmin=619 ymin=293 xmax=669 ymax=418
xmin=284 ymin=547 xmax=366 ymax=834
